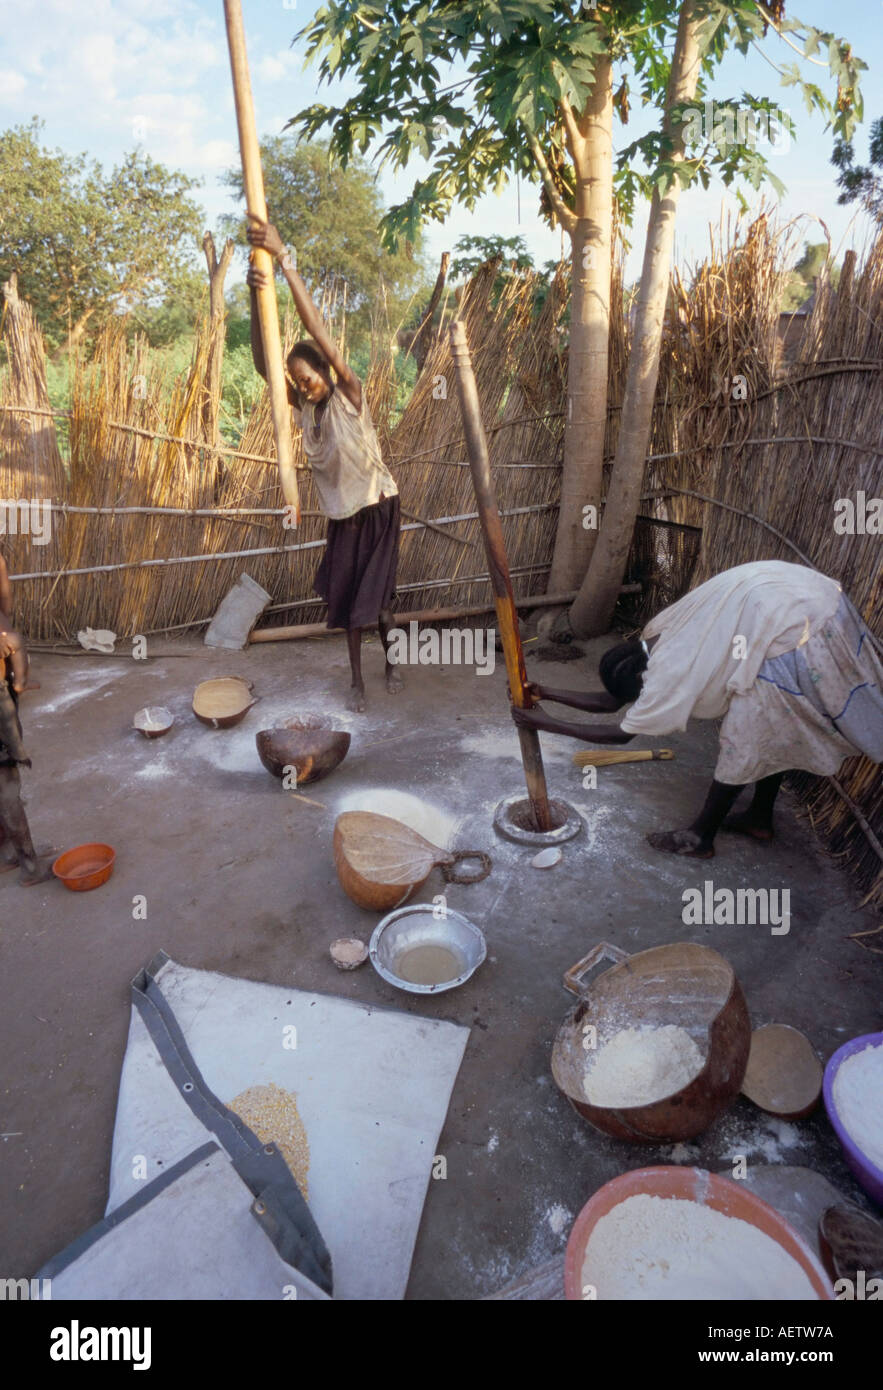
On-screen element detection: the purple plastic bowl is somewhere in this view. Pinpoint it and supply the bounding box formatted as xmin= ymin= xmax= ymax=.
xmin=823 ymin=1031 xmax=883 ymax=1207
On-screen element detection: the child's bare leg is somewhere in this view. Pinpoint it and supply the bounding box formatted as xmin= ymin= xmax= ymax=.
xmin=0 ymin=818 xmax=17 ymax=870
xmin=722 ymin=773 xmax=784 ymax=841
xmin=345 ymin=628 xmax=366 ymax=712
xmin=0 ymin=766 xmax=54 ymax=886
xmin=378 ymin=607 xmax=403 ymax=694
xmin=647 ymin=779 xmax=744 ymax=858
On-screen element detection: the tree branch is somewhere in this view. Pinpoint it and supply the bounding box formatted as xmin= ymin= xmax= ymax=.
xmin=559 ymin=94 xmax=583 ymax=154
xmin=203 ymin=230 xmax=218 ymax=277
xmin=401 ymin=250 xmax=450 ymax=368
xmin=754 ymin=2 xmax=828 ymax=67
xmin=749 ymin=37 xmax=789 ymax=80
xmin=526 ymin=131 xmax=577 ymax=234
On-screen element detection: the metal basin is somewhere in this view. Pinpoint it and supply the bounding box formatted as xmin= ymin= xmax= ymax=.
xmin=369 ymin=903 xmax=486 ymax=995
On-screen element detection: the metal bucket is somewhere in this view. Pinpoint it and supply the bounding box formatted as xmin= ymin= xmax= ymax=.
xmin=369 ymin=903 xmax=486 ymax=995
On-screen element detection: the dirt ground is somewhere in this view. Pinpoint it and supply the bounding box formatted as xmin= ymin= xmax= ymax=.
xmin=1 ymin=629 xmax=879 ymax=1298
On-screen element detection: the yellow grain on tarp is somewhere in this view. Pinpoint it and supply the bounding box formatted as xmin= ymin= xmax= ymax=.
xmin=227 ymin=1082 xmax=310 ymax=1200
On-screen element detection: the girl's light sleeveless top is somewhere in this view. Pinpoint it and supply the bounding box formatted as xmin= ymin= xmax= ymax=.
xmin=300 ymin=388 xmax=398 ymax=521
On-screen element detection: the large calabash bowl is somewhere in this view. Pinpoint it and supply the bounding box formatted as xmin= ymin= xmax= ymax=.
xmin=256 ymin=718 xmax=351 ymax=786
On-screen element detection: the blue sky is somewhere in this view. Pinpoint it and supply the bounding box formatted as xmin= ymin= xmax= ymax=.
xmin=0 ymin=0 xmax=879 ymax=286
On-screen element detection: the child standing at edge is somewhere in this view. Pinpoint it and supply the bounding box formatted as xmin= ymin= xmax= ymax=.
xmin=0 ymin=552 xmax=54 ymax=886
xmin=246 ymin=217 xmax=403 ymax=713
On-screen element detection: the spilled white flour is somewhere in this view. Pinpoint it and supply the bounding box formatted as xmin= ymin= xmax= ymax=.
xmin=581 ymin=1195 xmax=818 ymax=1300
xmin=457 ymin=729 xmax=570 ymax=762
xmin=720 ymin=1118 xmax=802 ymax=1163
xmin=134 ymin=755 xmax=175 ymax=781
xmin=33 ymin=666 xmax=124 ymax=716
xmin=333 ymin=787 xmax=460 ymax=848
xmin=546 ymin=1204 xmax=571 ymax=1236
xmin=583 ymin=1025 xmax=705 ymax=1107
xmin=833 ymin=1042 xmax=883 ymax=1172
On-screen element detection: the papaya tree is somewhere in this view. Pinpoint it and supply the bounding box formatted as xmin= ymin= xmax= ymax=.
xmin=287 ymin=1 xmax=864 ymax=634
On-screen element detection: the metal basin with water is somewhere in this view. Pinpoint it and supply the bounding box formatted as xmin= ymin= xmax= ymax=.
xmin=369 ymin=903 xmax=486 ymax=995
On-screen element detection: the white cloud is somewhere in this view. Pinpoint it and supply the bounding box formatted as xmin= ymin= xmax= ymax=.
xmin=267 ymin=114 xmax=297 ymax=136
xmin=7 ymin=3 xmax=224 ymax=127
xmin=73 ymin=32 xmax=119 ymax=100
xmin=258 ymin=56 xmax=287 ymax=84
xmin=0 ymin=70 xmax=27 ymax=101
xmin=197 ymin=139 xmax=238 ymax=172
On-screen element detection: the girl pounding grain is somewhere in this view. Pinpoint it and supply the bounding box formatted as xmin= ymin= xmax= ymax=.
xmin=247 ymin=218 xmax=402 ymax=713
xmin=513 ymin=560 xmax=883 ymax=857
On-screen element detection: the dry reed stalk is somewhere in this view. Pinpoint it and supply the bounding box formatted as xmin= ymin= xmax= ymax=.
xmin=0 ymin=276 xmax=67 ymax=637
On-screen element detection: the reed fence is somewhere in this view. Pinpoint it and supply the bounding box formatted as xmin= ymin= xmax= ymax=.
xmin=1 ymin=217 xmax=881 ymax=904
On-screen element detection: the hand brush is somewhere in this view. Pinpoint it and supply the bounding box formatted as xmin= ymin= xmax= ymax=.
xmin=572 ymin=749 xmax=674 ymax=767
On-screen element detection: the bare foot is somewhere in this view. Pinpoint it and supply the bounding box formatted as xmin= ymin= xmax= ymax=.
xmin=647 ymin=829 xmax=715 ymax=859
xmin=1 ymin=843 xmax=55 ymax=874
xmin=346 ymin=684 xmax=367 ymax=714
xmin=385 ymin=667 xmax=404 ymax=695
xmin=19 ymin=852 xmax=57 ymax=886
xmin=721 ymin=813 xmax=774 ymax=842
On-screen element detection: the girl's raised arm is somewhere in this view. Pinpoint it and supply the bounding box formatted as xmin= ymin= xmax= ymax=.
xmin=247 ymin=217 xmax=361 ymax=413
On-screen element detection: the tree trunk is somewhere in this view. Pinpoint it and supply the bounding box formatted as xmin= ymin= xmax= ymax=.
xmin=201 ymin=231 xmax=235 ymax=449
xmin=547 ymin=57 xmax=613 ymax=595
xmin=568 ymin=1 xmax=704 ymax=638
xmin=398 ymin=251 xmax=450 ymax=371
xmin=66 ymin=306 xmax=95 ymax=350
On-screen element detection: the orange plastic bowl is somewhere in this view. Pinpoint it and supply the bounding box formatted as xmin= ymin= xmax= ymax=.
xmin=564 ymin=1166 xmax=832 ymax=1301
xmin=52 ymin=843 xmax=116 ymax=892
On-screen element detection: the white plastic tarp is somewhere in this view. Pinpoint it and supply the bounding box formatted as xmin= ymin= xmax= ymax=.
xmin=41 ymin=953 xmax=469 ymax=1301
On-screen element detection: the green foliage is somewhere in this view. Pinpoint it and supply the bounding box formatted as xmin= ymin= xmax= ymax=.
xmin=449 ymin=232 xmax=554 ymax=315
xmin=218 ymin=344 xmax=267 ymax=445
xmin=221 ymin=135 xmax=431 ymax=352
xmin=388 ymin=349 xmax=419 ymax=426
xmin=450 ymin=234 xmax=534 ymax=280
xmin=288 ymin=1 xmax=865 ymax=247
xmin=43 ymin=354 xmax=73 ymax=461
xmin=224 ymin=279 xmax=293 ymax=351
xmin=831 ymin=116 xmax=883 ymax=220
xmin=346 ymin=343 xmax=419 ymax=428
xmin=127 ymin=269 xmax=209 ymax=348
xmin=0 ymin=118 xmax=205 ymax=350
xmin=780 ymin=240 xmax=840 ymax=312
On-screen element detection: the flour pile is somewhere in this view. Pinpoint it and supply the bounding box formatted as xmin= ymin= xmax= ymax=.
xmin=582 ymin=1025 xmax=705 ymax=1106
xmin=832 ymin=1041 xmax=883 ymax=1172
xmin=581 ymin=1195 xmax=818 ymax=1300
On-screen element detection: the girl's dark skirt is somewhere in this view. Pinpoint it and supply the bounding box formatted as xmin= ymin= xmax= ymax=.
xmin=314 ymin=494 xmax=401 ymax=631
